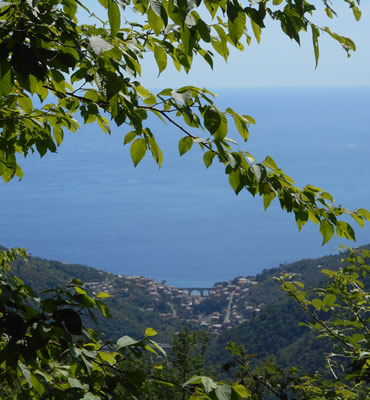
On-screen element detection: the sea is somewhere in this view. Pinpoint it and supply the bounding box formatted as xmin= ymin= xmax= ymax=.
xmin=1 ymin=87 xmax=369 ymax=287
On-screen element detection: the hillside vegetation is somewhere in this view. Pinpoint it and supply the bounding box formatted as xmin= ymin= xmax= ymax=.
xmin=8 ymin=244 xmax=369 ymax=373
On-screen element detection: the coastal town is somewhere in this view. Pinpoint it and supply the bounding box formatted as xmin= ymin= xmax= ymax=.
xmin=85 ymin=272 xmax=265 ymax=334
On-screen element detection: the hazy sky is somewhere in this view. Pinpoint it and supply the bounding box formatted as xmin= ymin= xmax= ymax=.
xmin=140 ymin=3 xmax=370 ymax=88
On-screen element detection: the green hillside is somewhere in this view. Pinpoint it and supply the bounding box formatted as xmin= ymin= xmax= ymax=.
xmin=7 ymin=244 xmax=369 ymax=373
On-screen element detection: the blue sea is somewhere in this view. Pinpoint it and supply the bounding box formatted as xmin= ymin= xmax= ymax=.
xmin=1 ymin=87 xmax=369 ymax=287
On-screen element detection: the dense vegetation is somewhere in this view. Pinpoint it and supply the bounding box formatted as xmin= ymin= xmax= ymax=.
xmin=5 ymin=244 xmax=370 ymax=396
xmin=2 ymin=246 xmax=370 ymax=398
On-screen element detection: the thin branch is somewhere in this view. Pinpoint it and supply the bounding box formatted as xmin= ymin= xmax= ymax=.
xmin=138 ymin=105 xmax=220 ymax=158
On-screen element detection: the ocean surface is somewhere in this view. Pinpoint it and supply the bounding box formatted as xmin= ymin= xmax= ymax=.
xmin=1 ymin=87 xmax=369 ymax=287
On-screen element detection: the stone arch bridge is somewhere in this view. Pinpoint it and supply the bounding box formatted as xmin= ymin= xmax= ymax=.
xmin=178 ymin=287 xmax=214 ymax=297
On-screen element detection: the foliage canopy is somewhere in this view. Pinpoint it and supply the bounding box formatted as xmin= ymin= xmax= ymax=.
xmin=0 ymin=0 xmax=368 ymax=243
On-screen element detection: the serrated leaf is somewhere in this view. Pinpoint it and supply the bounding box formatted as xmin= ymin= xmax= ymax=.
xmin=130 ymin=138 xmax=147 ymax=167
xmin=89 ymin=36 xmax=114 ymax=55
xmin=201 ymin=377 xmax=218 ymax=394
xmin=216 ymin=385 xmax=232 ymax=400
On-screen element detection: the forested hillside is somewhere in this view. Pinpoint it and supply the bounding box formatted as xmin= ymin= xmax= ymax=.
xmin=7 ymin=244 xmax=369 ymax=373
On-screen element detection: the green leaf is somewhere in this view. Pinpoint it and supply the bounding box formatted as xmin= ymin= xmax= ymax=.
xmin=263 ymin=156 xmax=280 ymax=172
xmin=232 ymin=383 xmax=250 ymax=398
xmin=0 ymin=59 xmax=13 ymax=97
xmin=336 ymin=221 xmax=356 ymax=241
xmin=148 ymin=6 xmax=163 ymax=36
xmin=320 ymin=219 xmax=334 ymax=245
xmin=203 ymin=150 xmax=215 ymax=168
xmin=228 ymin=11 xmax=246 ymax=45
xmin=197 ymin=19 xmax=211 ymax=42
xmin=55 ymin=308 xmax=83 ymax=335
xmin=154 ymin=45 xmax=167 ymax=74
xmin=50 ymin=69 xmax=66 ymax=93
xmin=117 ymin=335 xmax=140 ymax=349
xmin=352 ymin=6 xmax=361 ymax=21
xmin=250 ymin=18 xmax=261 ymax=44
xmin=82 ymin=393 xmax=100 ymax=400
xmin=311 ymin=298 xmax=323 ymax=311
xmin=18 ymin=362 xmax=32 ymax=385
xmin=96 ymin=291 xmax=110 ymax=299
xmin=74 ymin=293 xmax=96 ymax=308
xmin=145 ymin=327 xmax=157 ymax=336
xmin=150 ymin=0 xmax=161 ymax=16
xmin=215 ymin=385 xmax=232 ymax=400
xmin=204 ymin=108 xmax=221 ymax=134
xmin=201 ymin=376 xmax=218 ymax=394
xmin=358 ymin=208 xmax=370 ymax=220
xmin=323 ymin=294 xmax=336 ymax=307
xmin=18 ymin=96 xmax=33 ymax=114
xmin=96 ymin=300 xmax=111 ymax=317
xmin=171 ymin=90 xmax=192 ymax=105
xmin=251 ymin=164 xmax=262 ymax=183
xmin=147 ymin=135 xmax=163 ymax=167
xmin=130 ymin=138 xmax=147 ymax=166
xmin=229 ymin=170 xmax=243 ymax=195
xmin=108 ymin=0 xmax=121 ymax=36
xmin=53 ymin=126 xmax=64 ymax=146
xmin=178 ymin=136 xmax=193 ymax=156
xmin=311 ymin=25 xmax=320 ymax=68
xmin=89 ymin=36 xmax=114 ymax=55
xmin=68 ymin=377 xmax=89 ymax=389
xmin=273 ymin=0 xmax=284 ymax=5
xmin=124 ymin=130 xmax=137 ymax=145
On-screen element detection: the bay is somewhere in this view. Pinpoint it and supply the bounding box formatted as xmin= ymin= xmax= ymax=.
xmin=1 ymin=87 xmax=369 ymax=287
